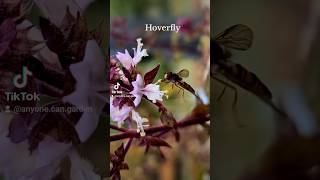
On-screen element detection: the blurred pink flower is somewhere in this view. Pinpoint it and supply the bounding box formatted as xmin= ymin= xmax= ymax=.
xmin=0 ymin=40 xmax=106 ymax=179
xmin=130 ymin=74 xmax=164 ymax=106
xmin=176 ymin=17 xmax=194 ymax=34
xmin=116 ymin=38 xmax=148 ymax=69
xmin=110 ymin=97 xmax=133 ymax=126
xmin=63 ymin=40 xmax=107 ymax=142
xmin=0 ymin=113 xmax=99 ymax=180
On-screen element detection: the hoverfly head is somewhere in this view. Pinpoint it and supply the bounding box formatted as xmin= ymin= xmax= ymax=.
xmin=164 ymin=73 xmax=168 ymax=79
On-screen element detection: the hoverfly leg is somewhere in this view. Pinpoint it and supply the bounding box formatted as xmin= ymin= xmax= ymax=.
xmin=217 ymin=87 xmax=226 ymax=102
xmin=178 ymin=85 xmax=185 ymax=97
xmin=232 ymin=90 xmax=238 ymax=109
xmin=213 ymin=76 xmax=238 ymax=108
xmin=175 ymin=83 xmax=185 ymax=98
xmin=176 ymin=86 xmax=181 ymax=95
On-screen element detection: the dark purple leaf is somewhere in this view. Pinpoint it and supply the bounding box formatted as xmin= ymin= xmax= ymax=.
xmin=28 ymin=103 xmax=81 ymax=153
xmin=144 ymin=64 xmax=160 ymax=84
xmin=119 ymin=163 xmax=129 ymax=170
xmin=39 ymin=17 xmax=66 ymax=54
xmin=0 ymin=18 xmax=17 ymax=42
xmin=7 ymin=114 xmax=29 ymax=143
xmin=0 ymin=42 xmax=10 ymax=57
xmin=60 ymin=7 xmax=76 ymax=34
xmin=121 ymin=67 xmax=131 ymax=81
xmin=114 ymin=143 xmax=125 ymax=160
xmin=147 ymin=137 xmax=171 ymax=148
xmin=111 ymin=172 xmax=121 ymax=180
xmin=118 ymin=97 xmax=135 ymax=109
xmin=110 ymin=143 xmax=129 ymax=180
xmin=0 ymin=19 xmax=17 ymax=57
xmin=160 ymin=110 xmax=177 ymax=127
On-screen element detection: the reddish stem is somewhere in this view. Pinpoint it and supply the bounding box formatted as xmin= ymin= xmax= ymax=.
xmin=110 ymin=116 xmax=209 ymax=141
xmin=110 ymin=124 xmax=127 ymax=132
xmin=124 ymin=138 xmax=133 ymax=155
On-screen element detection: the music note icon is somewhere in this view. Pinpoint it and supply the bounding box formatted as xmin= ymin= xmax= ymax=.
xmin=114 ymin=82 xmax=120 ymax=90
xmin=12 ymin=66 xmax=32 ymax=88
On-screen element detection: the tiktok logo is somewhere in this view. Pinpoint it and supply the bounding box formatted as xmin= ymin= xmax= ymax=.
xmin=114 ymin=82 xmax=120 ymax=90
xmin=12 ymin=66 xmax=32 ymax=88
xmin=112 ymin=82 xmax=126 ymax=97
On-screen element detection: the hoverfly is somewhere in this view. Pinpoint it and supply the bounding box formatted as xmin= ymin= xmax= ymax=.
xmin=162 ymin=69 xmax=200 ymax=101
xmin=212 ymin=24 xmax=274 ymax=108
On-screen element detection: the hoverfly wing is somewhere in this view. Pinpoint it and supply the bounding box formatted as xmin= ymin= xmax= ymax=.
xmin=219 ymin=62 xmax=272 ymax=100
xmin=215 ymin=24 xmax=253 ymax=51
xmin=177 ymin=69 xmax=189 ymax=78
xmin=177 ymin=81 xmax=196 ymax=95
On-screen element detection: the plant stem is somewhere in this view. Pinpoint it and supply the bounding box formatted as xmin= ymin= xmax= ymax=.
xmin=124 ymin=138 xmax=133 ymax=155
xmin=110 ymin=124 xmax=127 ymax=132
xmin=110 ymin=116 xmax=209 ymax=141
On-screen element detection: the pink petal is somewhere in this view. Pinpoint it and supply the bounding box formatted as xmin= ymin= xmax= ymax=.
xmin=142 ymin=84 xmax=164 ymax=103
xmin=132 ymin=38 xmax=148 ymax=64
xmin=110 ymin=98 xmax=132 ymax=125
xmin=130 ymin=74 xmax=144 ymax=106
xmin=116 ymin=49 xmax=133 ymax=69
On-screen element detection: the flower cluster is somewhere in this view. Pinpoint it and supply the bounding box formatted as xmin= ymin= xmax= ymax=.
xmin=0 ymin=1 xmax=107 ymax=179
xmin=110 ymin=38 xmax=165 ymax=136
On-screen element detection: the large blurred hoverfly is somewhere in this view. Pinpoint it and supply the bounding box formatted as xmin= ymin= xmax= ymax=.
xmin=212 ymin=24 xmax=274 ymax=108
xmin=162 ymin=69 xmax=201 ymax=101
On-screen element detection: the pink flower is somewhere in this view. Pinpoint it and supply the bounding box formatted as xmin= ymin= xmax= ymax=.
xmin=130 ymin=74 xmax=164 ymax=106
xmin=116 ymin=38 xmax=148 ymax=69
xmin=131 ymin=110 xmax=149 ymax=137
xmin=110 ymin=97 xmax=133 ymax=126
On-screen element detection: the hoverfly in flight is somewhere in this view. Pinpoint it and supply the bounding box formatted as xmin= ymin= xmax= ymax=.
xmin=212 ymin=24 xmax=275 ymax=109
xmin=162 ymin=69 xmax=201 ymax=101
